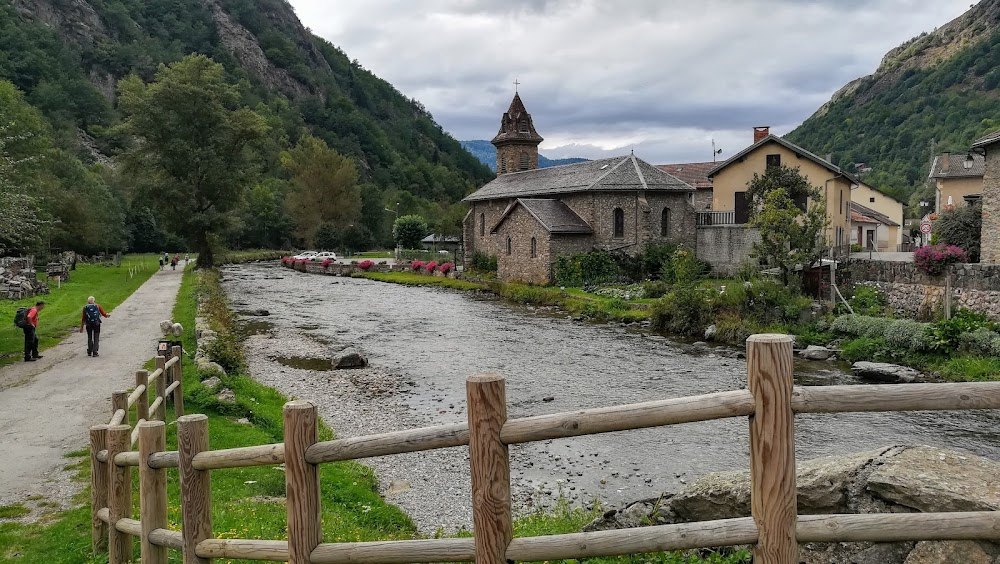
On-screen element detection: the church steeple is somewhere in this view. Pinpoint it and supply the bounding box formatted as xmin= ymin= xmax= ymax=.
xmin=491 ymin=92 xmax=543 ymax=175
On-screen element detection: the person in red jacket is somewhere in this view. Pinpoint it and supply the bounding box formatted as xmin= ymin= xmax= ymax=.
xmin=23 ymin=301 xmax=44 ymax=362
xmin=80 ymin=296 xmax=110 ymax=357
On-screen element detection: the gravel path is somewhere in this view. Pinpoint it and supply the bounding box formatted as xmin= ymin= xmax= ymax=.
xmin=0 ymin=267 xmax=183 ymax=521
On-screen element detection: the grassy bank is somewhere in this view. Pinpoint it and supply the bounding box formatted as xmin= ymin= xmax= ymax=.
xmin=217 ymin=249 xmax=287 ymax=264
xmin=0 ymin=254 xmax=159 ymax=365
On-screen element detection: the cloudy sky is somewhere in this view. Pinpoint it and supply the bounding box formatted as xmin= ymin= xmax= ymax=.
xmin=287 ymin=0 xmax=973 ymax=164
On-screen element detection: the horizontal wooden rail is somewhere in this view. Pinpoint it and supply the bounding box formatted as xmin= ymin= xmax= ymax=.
xmin=196 ymin=539 xmax=289 ymax=561
xmin=311 ymin=538 xmax=475 ymax=564
xmin=108 ymin=409 xmax=126 ymax=426
xmin=306 ymin=423 xmax=469 ymax=464
xmin=131 ymin=419 xmax=145 ymax=447
xmin=797 ymin=511 xmax=1000 ymax=543
xmin=97 ymin=507 xmax=110 ymax=523
xmin=164 ymin=356 xmax=179 ymax=370
xmin=149 ymin=528 xmax=184 ymax=550
xmin=115 ymin=452 xmax=139 ymax=467
xmin=147 ymin=368 xmax=163 ymax=384
xmin=501 ymin=389 xmax=754 ymax=445
xmin=116 ymin=517 xmax=142 ymax=537
xmin=191 ymin=443 xmax=284 ymax=471
xmin=792 ymin=382 xmax=1000 ymax=413
xmin=148 ymin=397 xmax=164 ymax=417
xmin=165 ymin=381 xmax=180 ymax=396
xmin=127 ymin=385 xmax=146 ymax=408
xmin=148 ymin=451 xmax=179 ymax=469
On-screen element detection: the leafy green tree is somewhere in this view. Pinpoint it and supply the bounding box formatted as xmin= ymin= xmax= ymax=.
xmin=747 ymin=166 xmax=828 ymax=286
xmin=392 ymin=214 xmax=428 ymax=249
xmin=341 ymin=224 xmax=372 ymax=254
xmin=118 ymin=55 xmax=268 ymax=267
xmin=314 ymin=223 xmax=340 ymax=251
xmin=936 ymin=202 xmax=982 ymax=262
xmin=281 ymin=135 xmax=362 ymax=247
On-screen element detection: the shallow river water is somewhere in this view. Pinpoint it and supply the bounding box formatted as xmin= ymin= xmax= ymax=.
xmin=222 ymin=262 xmax=1000 ymax=532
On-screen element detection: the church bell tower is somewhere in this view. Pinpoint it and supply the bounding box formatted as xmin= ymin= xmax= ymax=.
xmin=491 ymin=91 xmax=543 ymax=176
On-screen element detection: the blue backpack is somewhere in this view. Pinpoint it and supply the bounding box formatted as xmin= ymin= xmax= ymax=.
xmin=84 ymin=304 xmax=101 ymax=325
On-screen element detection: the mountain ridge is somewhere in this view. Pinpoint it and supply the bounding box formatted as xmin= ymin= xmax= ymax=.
xmin=460 ymin=139 xmax=589 ymax=172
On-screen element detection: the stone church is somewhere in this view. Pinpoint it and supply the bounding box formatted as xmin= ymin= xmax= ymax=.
xmin=462 ymin=93 xmax=697 ymax=284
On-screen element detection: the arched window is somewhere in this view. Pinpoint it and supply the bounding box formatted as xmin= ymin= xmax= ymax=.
xmin=519 ymin=152 xmax=529 ymax=170
xmin=613 ymin=208 xmax=625 ymax=238
xmin=479 ymin=213 xmax=485 ymax=237
xmin=506 ymin=236 xmax=512 ymax=255
xmin=530 ymin=237 xmax=537 ymax=258
xmin=661 ymin=208 xmax=670 ymax=237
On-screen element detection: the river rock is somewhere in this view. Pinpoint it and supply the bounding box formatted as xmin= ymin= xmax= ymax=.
xmin=248 ymin=309 xmax=270 ymax=316
xmin=800 ymin=345 xmax=835 ymax=361
xmin=333 ymin=348 xmax=368 ymax=369
xmin=202 ymin=376 xmax=222 ymax=390
xmin=216 ymin=388 xmax=236 ymax=403
xmin=851 ymin=361 xmax=923 ymax=383
xmin=704 ymin=324 xmax=717 ymax=340
xmin=586 ymin=446 xmax=1000 ymax=564
xmin=196 ymin=359 xmax=226 ymax=378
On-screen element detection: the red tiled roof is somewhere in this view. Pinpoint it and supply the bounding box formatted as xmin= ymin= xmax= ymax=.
xmin=656 ymin=162 xmax=715 ymax=189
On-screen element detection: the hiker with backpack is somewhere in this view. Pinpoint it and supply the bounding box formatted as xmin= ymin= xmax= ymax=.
xmin=14 ymin=301 xmax=45 ymax=362
xmin=80 ymin=296 xmax=110 ymax=357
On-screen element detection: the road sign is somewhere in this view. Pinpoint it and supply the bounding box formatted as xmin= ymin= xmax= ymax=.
xmin=920 ymin=222 xmax=932 ymax=234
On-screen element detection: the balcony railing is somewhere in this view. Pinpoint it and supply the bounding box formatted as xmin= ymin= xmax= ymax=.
xmin=696 ymin=210 xmax=737 ymax=226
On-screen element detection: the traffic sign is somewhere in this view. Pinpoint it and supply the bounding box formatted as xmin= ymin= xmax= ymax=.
xmin=920 ymin=222 xmax=932 ymax=234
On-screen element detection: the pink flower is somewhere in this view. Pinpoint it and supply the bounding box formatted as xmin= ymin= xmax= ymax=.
xmin=440 ymin=262 xmax=455 ymax=274
xmin=914 ymin=244 xmax=967 ymax=276
xmin=358 ymin=260 xmax=374 ymax=270
xmin=426 ymin=261 xmax=439 ymax=272
xmin=412 ymin=261 xmax=425 ymax=271
xmin=322 ymin=259 xmax=333 ymax=268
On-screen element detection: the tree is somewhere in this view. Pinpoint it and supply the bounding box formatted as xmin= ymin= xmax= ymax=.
xmin=117 ymin=54 xmax=268 ymax=267
xmin=747 ymin=166 xmax=828 ymax=286
xmin=281 ymin=135 xmax=362 ymax=247
xmin=936 ymin=202 xmax=982 ymax=261
xmin=392 ymin=214 xmax=427 ymax=249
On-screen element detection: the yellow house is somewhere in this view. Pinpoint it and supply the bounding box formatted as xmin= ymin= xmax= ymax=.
xmin=929 ymin=152 xmax=984 ymax=212
xmin=706 ymin=127 xmax=858 ymax=252
xmin=851 ymin=182 xmax=905 ymax=246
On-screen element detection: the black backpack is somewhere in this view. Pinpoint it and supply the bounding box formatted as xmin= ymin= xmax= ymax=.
xmin=84 ymin=303 xmax=101 ymax=325
xmin=13 ymin=307 xmax=28 ymax=328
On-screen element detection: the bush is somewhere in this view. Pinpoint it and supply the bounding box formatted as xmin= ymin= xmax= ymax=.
xmin=322 ymin=259 xmax=333 ymax=268
xmin=651 ymin=285 xmax=715 ymax=335
xmin=851 ymin=243 xmax=862 ymax=253
xmin=470 ymin=251 xmax=497 ymax=273
xmin=594 ymin=285 xmax=645 ymax=300
xmin=840 ymin=337 xmax=891 ymax=363
xmin=553 ymin=255 xmax=583 ymax=287
xmin=425 ymin=261 xmax=438 ymax=272
xmin=439 ymin=262 xmax=455 ymax=274
xmin=579 ymin=250 xmax=619 ymax=285
xmin=358 ymin=259 xmax=374 ymax=271
xmin=640 ymin=242 xmax=677 ymax=280
xmin=958 ymin=327 xmax=999 ymax=356
xmin=411 ymin=260 xmax=425 ymax=272
xmin=640 ymin=280 xmax=670 ymax=299
xmin=884 ymin=318 xmax=934 ymax=351
xmin=662 ymin=248 xmax=709 ymax=285
xmin=914 ymin=244 xmax=968 ymax=276
xmin=930 ymin=309 xmax=995 ymax=350
xmin=849 ymin=285 xmax=886 ymax=316
xmin=935 ymin=203 xmax=982 ymax=262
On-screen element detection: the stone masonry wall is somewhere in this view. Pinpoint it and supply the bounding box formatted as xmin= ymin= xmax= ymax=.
xmin=696 ymin=225 xmax=761 ymax=276
xmin=848 ymin=259 xmax=1000 ymax=320
xmin=981 ymin=147 xmax=1000 ymax=263
xmin=493 ymin=205 xmax=552 ymax=284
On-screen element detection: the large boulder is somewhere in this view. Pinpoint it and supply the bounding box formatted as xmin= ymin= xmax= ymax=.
xmin=800 ymin=345 xmax=835 ymax=361
xmin=332 ymin=347 xmax=368 ymax=369
xmin=587 ymin=446 xmax=1000 ymax=564
xmin=851 ymin=361 xmax=924 ymax=383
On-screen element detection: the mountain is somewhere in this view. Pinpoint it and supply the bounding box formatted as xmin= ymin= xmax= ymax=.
xmin=0 ymin=0 xmax=492 ymax=253
xmin=460 ymin=140 xmax=589 ymax=172
xmin=787 ymin=0 xmax=1000 ymax=206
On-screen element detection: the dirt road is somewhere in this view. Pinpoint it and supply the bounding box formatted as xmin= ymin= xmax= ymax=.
xmin=0 ymin=267 xmax=182 ymax=517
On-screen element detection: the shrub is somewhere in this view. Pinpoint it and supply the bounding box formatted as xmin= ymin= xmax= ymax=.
xmin=715 ymin=278 xmax=811 ymax=326
xmin=579 ymin=250 xmax=619 ymax=285
xmin=849 ymin=285 xmax=886 ymax=316
xmin=425 ymin=261 xmax=439 ymax=273
xmin=958 ymin=327 xmax=999 ymax=356
xmin=358 ymin=259 xmax=374 ymax=271
xmin=470 ymin=251 xmax=497 ymax=273
xmin=651 ymin=285 xmax=714 ymax=335
xmin=553 ymin=255 xmax=583 ymax=287
xmin=640 ymin=242 xmax=677 ymax=280
xmin=640 ymin=280 xmax=670 ymax=299
xmin=322 ymin=259 xmax=333 ymax=268
xmin=930 ymin=309 xmax=995 ymax=350
xmin=411 ymin=260 xmax=425 ymax=272
xmin=439 ymin=262 xmax=455 ymax=274
xmin=595 ymin=285 xmax=646 ymax=300
xmin=850 ymin=243 xmax=862 ymax=253
xmin=914 ymin=244 xmax=968 ymax=276
xmin=884 ymin=318 xmax=933 ymax=351
xmin=840 ymin=337 xmax=891 ymax=363
xmin=663 ymin=248 xmax=709 ymax=285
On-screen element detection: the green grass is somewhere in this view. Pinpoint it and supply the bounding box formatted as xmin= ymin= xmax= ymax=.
xmin=357 ymin=271 xmax=486 ymax=291
xmin=0 ymin=504 xmax=29 ymax=519
xmin=934 ymin=356 xmax=1000 ymax=381
xmin=0 ymin=255 xmax=160 ymax=365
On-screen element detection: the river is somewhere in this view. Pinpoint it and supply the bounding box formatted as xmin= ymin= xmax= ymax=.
xmin=222 ymin=262 xmax=1000 ymax=532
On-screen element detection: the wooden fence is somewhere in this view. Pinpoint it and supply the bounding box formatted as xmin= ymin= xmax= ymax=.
xmin=89 ymin=335 xmax=1000 ymax=563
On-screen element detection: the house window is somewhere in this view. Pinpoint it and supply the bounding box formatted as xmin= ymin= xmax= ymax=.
xmin=870 ymin=197 xmax=876 ymax=203
xmin=506 ymin=236 xmax=512 ymax=255
xmin=766 ymin=154 xmax=781 ymax=169
xmin=479 ymin=213 xmax=485 ymax=237
xmin=519 ymin=152 xmax=529 ymax=170
xmin=660 ymin=208 xmax=670 ymax=237
xmin=793 ymin=192 xmax=807 ymax=212
xmin=613 ymin=208 xmax=625 ymax=238
xmin=530 ymin=237 xmax=537 ymax=258
xmin=839 ymin=190 xmax=843 ymax=215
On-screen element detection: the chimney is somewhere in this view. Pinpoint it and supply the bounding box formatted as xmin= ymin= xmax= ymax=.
xmin=825 ymin=153 xmax=833 ymax=163
xmin=941 ymin=152 xmax=951 ymax=174
xmin=753 ymin=126 xmax=770 ymax=143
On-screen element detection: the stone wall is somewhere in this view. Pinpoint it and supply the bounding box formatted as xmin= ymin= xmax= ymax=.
xmin=979 ymin=146 xmax=1000 ymax=263
xmin=847 ymin=260 xmax=1000 ymax=320
xmin=695 ymin=225 xmax=761 ymax=275
xmin=493 ymin=204 xmax=552 ymax=284
xmin=0 ymin=256 xmax=47 ymax=300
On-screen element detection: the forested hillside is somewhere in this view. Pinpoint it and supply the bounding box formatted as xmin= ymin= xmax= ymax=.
xmin=787 ymin=0 xmax=1000 ymax=209
xmin=460 ymin=140 xmax=589 ymax=172
xmin=0 ymin=0 xmax=492 ymax=258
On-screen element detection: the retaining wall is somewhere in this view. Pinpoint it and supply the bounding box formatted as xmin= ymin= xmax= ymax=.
xmin=696 ymin=225 xmax=761 ymax=275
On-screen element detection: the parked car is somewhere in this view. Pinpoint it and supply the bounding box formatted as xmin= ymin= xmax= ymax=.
xmin=292 ymin=251 xmax=318 ymax=260
xmin=314 ymin=252 xmax=338 ymax=260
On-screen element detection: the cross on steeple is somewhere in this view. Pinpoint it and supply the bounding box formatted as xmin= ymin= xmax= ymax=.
xmin=513 ymin=78 xmax=520 ymax=93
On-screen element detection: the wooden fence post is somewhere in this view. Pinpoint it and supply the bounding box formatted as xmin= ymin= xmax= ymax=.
xmin=136 ymin=370 xmax=149 ymax=422
xmin=172 ymin=345 xmax=185 ymax=417
xmin=155 ymin=356 xmax=167 ymax=421
xmin=746 ymin=334 xmax=797 ymax=564
xmin=112 ymin=391 xmax=128 ymax=426
xmin=284 ymin=401 xmax=321 ymax=563
xmin=178 ymin=414 xmax=212 ymax=564
xmin=90 ymin=424 xmax=109 ymax=553
xmin=107 ymin=424 xmax=133 ymax=564
xmin=466 ymin=374 xmax=512 ymax=564
xmin=139 ymin=420 xmax=168 ymax=564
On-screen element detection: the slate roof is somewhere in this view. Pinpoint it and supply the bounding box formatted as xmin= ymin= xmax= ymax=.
xmin=491 ymin=199 xmax=593 ymax=234
xmin=972 ymin=129 xmax=1000 ymax=149
xmin=707 ymin=134 xmax=860 ymax=184
xmin=491 ymin=93 xmax=543 ymax=145
xmin=464 ymin=155 xmax=693 ymax=202
xmin=850 ymin=201 xmax=899 ymax=227
xmin=656 ymin=162 xmax=715 ymax=189
xmin=928 ymin=153 xmax=985 ymax=178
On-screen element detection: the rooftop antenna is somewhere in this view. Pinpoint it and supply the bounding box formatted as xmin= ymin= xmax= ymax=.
xmin=712 ymin=139 xmax=723 ymax=162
